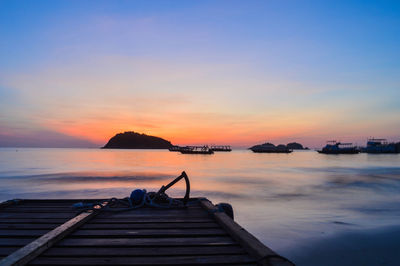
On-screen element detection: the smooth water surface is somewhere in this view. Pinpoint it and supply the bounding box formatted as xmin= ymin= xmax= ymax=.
xmin=1 ymin=148 xmax=400 ymax=264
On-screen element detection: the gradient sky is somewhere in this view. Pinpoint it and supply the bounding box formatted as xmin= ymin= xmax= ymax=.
xmin=1 ymin=0 xmax=399 ymax=148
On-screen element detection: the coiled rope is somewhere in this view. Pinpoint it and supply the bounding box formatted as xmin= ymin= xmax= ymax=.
xmin=73 ymin=171 xmax=192 ymax=213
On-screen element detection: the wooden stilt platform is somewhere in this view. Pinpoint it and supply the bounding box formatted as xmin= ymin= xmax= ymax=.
xmin=0 ymin=198 xmax=294 ymax=266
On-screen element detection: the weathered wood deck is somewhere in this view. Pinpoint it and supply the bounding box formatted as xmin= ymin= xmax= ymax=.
xmin=0 ymin=198 xmax=294 ymax=265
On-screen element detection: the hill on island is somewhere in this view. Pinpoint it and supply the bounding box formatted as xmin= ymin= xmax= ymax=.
xmin=287 ymin=142 xmax=306 ymax=150
xmin=102 ymin=131 xmax=173 ymax=149
xmin=249 ymin=142 xmax=309 ymax=151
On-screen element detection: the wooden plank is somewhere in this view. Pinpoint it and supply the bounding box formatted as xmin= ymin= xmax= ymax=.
xmin=200 ymin=200 xmax=294 ymax=266
xmin=57 ymin=236 xmax=236 ymax=247
xmin=0 ymin=222 xmax=185 ymax=230
xmin=0 ymin=200 xmax=23 ymax=208
xmin=0 ymin=238 xmax=36 ymax=246
xmin=0 ymin=213 xmax=75 ymax=219
xmin=9 ymin=206 xmax=191 ymax=212
xmin=14 ymin=201 xmax=101 ymax=209
xmin=0 ymin=230 xmax=49 ymax=237
xmin=29 ymin=254 xmax=256 ymax=265
xmin=10 ymin=204 xmax=171 ymax=212
xmin=71 ymin=228 xmax=226 ymax=237
xmin=96 ymin=209 xmax=209 ymax=218
xmin=12 ymin=204 xmax=79 ymax=208
xmin=0 ymin=218 xmax=215 ymax=224
xmin=103 ymin=206 xmax=203 ymax=212
xmin=0 ymin=219 xmax=71 ymax=224
xmin=41 ymin=246 xmax=246 ymax=257
xmin=99 ymin=206 xmax=203 ymax=212
xmin=94 ymin=215 xmax=211 ymax=221
xmin=101 ymin=206 xmax=205 ymax=210
xmin=91 ymin=218 xmax=214 ymax=223
xmin=1 ymin=209 xmax=75 ymax=213
xmin=6 ymin=205 xmax=74 ymax=208
xmin=0 ymin=248 xmax=20 ymax=257
xmin=21 ymin=199 xmax=105 ymax=203
xmin=20 ymin=199 xmax=199 ymax=207
xmin=0 ymin=229 xmax=226 ymax=238
xmin=81 ymin=222 xmax=220 ymax=229
xmin=0 ymin=224 xmax=59 ymax=230
xmin=0 ymin=205 xmax=104 ymax=266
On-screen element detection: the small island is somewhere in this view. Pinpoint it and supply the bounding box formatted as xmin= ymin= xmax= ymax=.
xmin=102 ymin=131 xmax=173 ymax=149
xmin=249 ymin=142 xmax=308 ymax=153
xmin=249 ymin=143 xmax=292 ymax=153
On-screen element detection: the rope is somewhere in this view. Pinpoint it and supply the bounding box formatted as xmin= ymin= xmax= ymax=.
xmin=73 ymin=190 xmax=195 ymax=214
xmin=73 ymin=171 xmax=192 ymax=214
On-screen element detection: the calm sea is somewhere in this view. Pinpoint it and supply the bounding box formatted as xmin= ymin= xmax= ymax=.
xmin=1 ymin=148 xmax=400 ymax=264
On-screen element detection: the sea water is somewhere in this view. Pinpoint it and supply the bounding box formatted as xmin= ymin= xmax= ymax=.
xmin=1 ymin=148 xmax=399 ymax=265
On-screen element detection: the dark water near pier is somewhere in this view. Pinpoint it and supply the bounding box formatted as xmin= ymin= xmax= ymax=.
xmin=1 ymin=148 xmax=400 ymax=265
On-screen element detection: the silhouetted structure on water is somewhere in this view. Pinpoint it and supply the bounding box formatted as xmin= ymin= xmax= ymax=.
xmin=170 ymin=145 xmax=231 ymax=153
xmin=103 ymin=132 xmax=173 ymax=149
xmin=180 ymin=146 xmax=214 ymax=154
xmin=250 ymin=143 xmax=292 ymax=153
xmin=210 ymin=145 xmax=232 ymax=152
xmin=318 ymin=141 xmax=359 ymax=154
xmin=361 ymin=138 xmax=400 ymax=154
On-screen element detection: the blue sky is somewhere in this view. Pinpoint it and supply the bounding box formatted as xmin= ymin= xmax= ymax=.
xmin=0 ymin=0 xmax=399 ymax=147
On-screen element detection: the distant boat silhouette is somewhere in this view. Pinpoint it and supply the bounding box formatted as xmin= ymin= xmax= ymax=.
xmin=361 ymin=138 xmax=400 ymax=154
xmin=180 ymin=146 xmax=214 ymax=154
xmin=210 ymin=145 xmax=232 ymax=152
xmin=318 ymin=141 xmax=359 ymax=154
xmin=168 ymin=146 xmax=183 ymax=152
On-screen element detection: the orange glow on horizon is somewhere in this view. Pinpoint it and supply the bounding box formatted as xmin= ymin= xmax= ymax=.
xmin=42 ymin=115 xmax=321 ymax=147
xmin=35 ymin=104 xmax=400 ymax=148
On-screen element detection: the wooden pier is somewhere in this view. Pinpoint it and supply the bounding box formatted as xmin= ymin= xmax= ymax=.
xmin=0 ymin=198 xmax=293 ymax=266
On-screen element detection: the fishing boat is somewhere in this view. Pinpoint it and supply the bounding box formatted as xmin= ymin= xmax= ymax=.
xmin=210 ymin=145 xmax=232 ymax=152
xmin=250 ymin=143 xmax=292 ymax=153
xmin=318 ymin=141 xmax=359 ymax=154
xmin=180 ymin=145 xmax=214 ymax=154
xmin=361 ymin=138 xmax=400 ymax=154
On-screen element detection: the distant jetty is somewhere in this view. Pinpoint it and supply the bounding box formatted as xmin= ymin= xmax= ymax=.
xmin=210 ymin=145 xmax=232 ymax=152
xmin=180 ymin=146 xmax=214 ymax=154
xmin=102 ymin=131 xmax=173 ymax=149
xmin=169 ymin=145 xmax=231 ymax=153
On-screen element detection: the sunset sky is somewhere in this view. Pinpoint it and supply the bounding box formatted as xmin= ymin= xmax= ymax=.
xmin=1 ymin=0 xmax=399 ymax=148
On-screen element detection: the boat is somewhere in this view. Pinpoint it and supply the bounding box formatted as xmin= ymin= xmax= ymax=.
xmin=250 ymin=143 xmax=292 ymax=153
xmin=210 ymin=145 xmax=232 ymax=152
xmin=168 ymin=145 xmax=183 ymax=152
xmin=180 ymin=145 xmax=214 ymax=154
xmin=318 ymin=141 xmax=359 ymax=154
xmin=361 ymin=138 xmax=400 ymax=154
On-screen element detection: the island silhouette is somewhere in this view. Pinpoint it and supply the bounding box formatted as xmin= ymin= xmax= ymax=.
xmin=249 ymin=142 xmax=309 ymax=153
xmin=102 ymin=131 xmax=173 ymax=149
xmin=287 ymin=142 xmax=309 ymax=150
